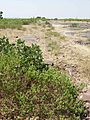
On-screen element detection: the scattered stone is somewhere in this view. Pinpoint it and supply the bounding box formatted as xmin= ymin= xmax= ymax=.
xmin=79 ymin=92 xmax=90 ymax=102
xmin=85 ymin=102 xmax=90 ymax=109
xmin=22 ymin=36 xmax=38 ymax=43
xmin=15 ymin=36 xmax=18 ymax=38
xmin=75 ymin=40 xmax=90 ymax=45
xmin=79 ymin=90 xmax=90 ymax=119
xmin=44 ymin=60 xmax=54 ymax=66
xmin=30 ymin=117 xmax=39 ymax=120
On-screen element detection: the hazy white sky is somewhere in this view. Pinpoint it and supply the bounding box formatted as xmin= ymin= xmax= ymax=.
xmin=0 ymin=0 xmax=90 ymax=18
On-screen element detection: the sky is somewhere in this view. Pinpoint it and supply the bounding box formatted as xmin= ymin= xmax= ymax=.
xmin=0 ymin=0 xmax=90 ymax=18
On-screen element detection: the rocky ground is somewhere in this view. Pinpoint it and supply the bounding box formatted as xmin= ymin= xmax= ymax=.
xmin=51 ymin=21 xmax=90 ymax=83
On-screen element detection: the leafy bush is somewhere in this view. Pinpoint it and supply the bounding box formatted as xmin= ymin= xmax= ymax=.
xmin=0 ymin=37 xmax=87 ymax=120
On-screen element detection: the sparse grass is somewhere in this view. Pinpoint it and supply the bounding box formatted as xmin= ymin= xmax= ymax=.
xmin=46 ymin=27 xmax=54 ymax=31
xmin=0 ymin=18 xmax=48 ymax=29
xmin=1 ymin=18 xmax=89 ymax=30
xmin=0 ymin=18 xmax=22 ymax=29
xmin=87 ymin=38 xmax=90 ymax=41
xmin=49 ymin=31 xmax=60 ymax=37
xmin=46 ymin=31 xmax=65 ymax=40
xmin=48 ymin=41 xmax=60 ymax=54
xmin=46 ymin=31 xmax=58 ymax=37
xmin=45 ymin=30 xmax=65 ymax=55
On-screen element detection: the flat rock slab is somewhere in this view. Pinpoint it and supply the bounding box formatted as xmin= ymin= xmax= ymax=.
xmin=53 ymin=22 xmax=90 ymax=29
xmin=80 ymin=31 xmax=90 ymax=38
xmin=65 ymin=31 xmax=77 ymax=36
xmin=75 ymin=40 xmax=90 ymax=45
xmin=22 ymin=36 xmax=38 ymax=43
xmin=80 ymin=92 xmax=90 ymax=102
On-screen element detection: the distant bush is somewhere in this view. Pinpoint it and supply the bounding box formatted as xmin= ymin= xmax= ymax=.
xmin=54 ymin=18 xmax=58 ymax=20
xmin=0 ymin=37 xmax=87 ymax=120
xmin=70 ymin=23 xmax=79 ymax=28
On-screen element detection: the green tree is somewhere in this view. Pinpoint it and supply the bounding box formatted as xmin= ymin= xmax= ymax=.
xmin=0 ymin=11 xmax=3 ymax=19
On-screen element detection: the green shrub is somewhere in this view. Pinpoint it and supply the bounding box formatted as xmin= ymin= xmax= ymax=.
xmin=0 ymin=37 xmax=87 ymax=120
